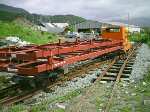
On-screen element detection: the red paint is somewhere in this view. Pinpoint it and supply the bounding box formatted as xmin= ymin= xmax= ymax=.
xmin=0 ymin=39 xmax=123 ymax=76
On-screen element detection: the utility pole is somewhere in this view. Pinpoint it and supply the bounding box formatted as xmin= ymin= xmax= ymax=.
xmin=127 ymin=13 xmax=130 ymax=39
xmin=128 ymin=13 xmax=130 ymax=33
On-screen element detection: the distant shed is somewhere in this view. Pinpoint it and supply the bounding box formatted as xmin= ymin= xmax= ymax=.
xmin=75 ymin=20 xmax=102 ymax=33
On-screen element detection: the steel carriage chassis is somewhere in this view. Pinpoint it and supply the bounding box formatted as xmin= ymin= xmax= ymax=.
xmin=0 ymin=39 xmax=123 ymax=76
xmin=12 ymin=50 xmax=124 ymax=89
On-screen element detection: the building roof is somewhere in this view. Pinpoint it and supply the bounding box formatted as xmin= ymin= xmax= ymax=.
xmin=103 ymin=22 xmax=140 ymax=28
xmin=39 ymin=22 xmax=69 ymax=33
xmin=75 ymin=20 xmax=102 ymax=29
xmin=52 ymin=23 xmax=69 ymax=28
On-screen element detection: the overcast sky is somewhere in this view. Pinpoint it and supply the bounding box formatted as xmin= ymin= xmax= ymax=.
xmin=0 ymin=0 xmax=149 ymax=21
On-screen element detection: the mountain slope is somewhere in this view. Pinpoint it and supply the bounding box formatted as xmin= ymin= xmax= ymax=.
xmin=32 ymin=14 xmax=86 ymax=25
xmin=1 ymin=4 xmax=149 ymax=26
xmin=112 ymin=17 xmax=150 ymax=27
xmin=0 ymin=4 xmax=86 ymax=25
xmin=0 ymin=4 xmax=32 ymax=22
xmin=0 ymin=4 xmax=29 ymax=14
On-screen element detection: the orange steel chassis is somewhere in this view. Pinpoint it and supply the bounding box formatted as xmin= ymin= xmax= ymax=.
xmin=0 ymin=39 xmax=123 ymax=76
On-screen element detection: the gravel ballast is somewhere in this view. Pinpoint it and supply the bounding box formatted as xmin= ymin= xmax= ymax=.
xmin=28 ymin=64 xmax=108 ymax=104
xmin=130 ymin=44 xmax=150 ymax=81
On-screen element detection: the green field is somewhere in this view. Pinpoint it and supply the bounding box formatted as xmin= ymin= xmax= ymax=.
xmin=0 ymin=21 xmax=58 ymax=45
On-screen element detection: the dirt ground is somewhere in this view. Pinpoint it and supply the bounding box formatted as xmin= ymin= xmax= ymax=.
xmin=65 ymin=75 xmax=150 ymax=112
xmin=66 ymin=81 xmax=113 ymax=112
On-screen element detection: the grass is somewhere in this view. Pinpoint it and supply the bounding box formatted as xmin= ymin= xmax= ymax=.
xmin=132 ymin=71 xmax=150 ymax=112
xmin=1 ymin=104 xmax=27 ymax=112
xmin=28 ymin=89 xmax=81 ymax=112
xmin=0 ymin=21 xmax=58 ymax=45
xmin=117 ymin=71 xmax=150 ymax=112
xmin=129 ymin=28 xmax=150 ymax=46
xmin=1 ymin=89 xmax=81 ymax=112
xmin=0 ymin=75 xmax=11 ymax=90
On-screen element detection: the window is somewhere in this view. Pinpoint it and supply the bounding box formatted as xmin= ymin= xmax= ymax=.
xmin=105 ymin=28 xmax=120 ymax=33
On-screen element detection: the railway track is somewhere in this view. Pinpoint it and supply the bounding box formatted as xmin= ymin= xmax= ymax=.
xmin=0 ymin=84 xmax=39 ymax=106
xmin=0 ymin=52 xmax=116 ymax=106
xmin=0 ymin=44 xmax=139 ymax=107
xmin=46 ymin=59 xmax=111 ymax=90
xmin=94 ymin=43 xmax=141 ymax=112
xmin=0 ymin=84 xmax=20 ymax=99
xmin=0 ymin=89 xmax=41 ymax=106
xmin=45 ymin=50 xmax=124 ymax=90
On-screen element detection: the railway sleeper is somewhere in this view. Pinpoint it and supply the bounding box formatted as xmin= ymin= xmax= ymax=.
xmin=124 ymin=68 xmax=132 ymax=71
xmin=111 ymin=66 xmax=121 ymax=69
xmin=124 ymin=66 xmax=132 ymax=69
xmin=121 ymin=74 xmax=130 ymax=78
xmin=123 ymin=70 xmax=132 ymax=74
xmin=108 ymin=69 xmax=120 ymax=73
xmin=101 ymin=77 xmax=116 ymax=81
xmin=129 ymin=58 xmax=136 ymax=61
xmin=113 ymin=63 xmax=124 ymax=67
xmin=120 ymin=78 xmax=130 ymax=82
xmin=125 ymin=64 xmax=134 ymax=67
xmin=127 ymin=62 xmax=135 ymax=65
xmin=105 ymin=72 xmax=117 ymax=77
xmin=101 ymin=73 xmax=130 ymax=82
xmin=125 ymin=64 xmax=133 ymax=68
xmin=115 ymin=61 xmax=124 ymax=64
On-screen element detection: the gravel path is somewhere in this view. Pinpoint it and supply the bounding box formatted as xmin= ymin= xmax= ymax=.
xmin=130 ymin=44 xmax=150 ymax=81
xmin=29 ymin=64 xmax=108 ymax=104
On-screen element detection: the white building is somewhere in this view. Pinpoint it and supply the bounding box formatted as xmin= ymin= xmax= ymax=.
xmin=102 ymin=22 xmax=141 ymax=33
xmin=127 ymin=25 xmax=141 ymax=33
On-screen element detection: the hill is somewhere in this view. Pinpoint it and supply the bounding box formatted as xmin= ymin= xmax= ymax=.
xmin=1 ymin=4 xmax=149 ymax=27
xmin=0 ymin=4 xmax=32 ymax=21
xmin=0 ymin=4 xmax=29 ymax=14
xmin=32 ymin=14 xmax=86 ymax=25
xmin=0 ymin=4 xmax=86 ymax=25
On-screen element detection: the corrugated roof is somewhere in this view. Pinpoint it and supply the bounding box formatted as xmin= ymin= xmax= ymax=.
xmin=40 ymin=22 xmax=69 ymax=33
xmin=45 ymin=24 xmax=64 ymax=33
xmin=75 ymin=20 xmax=102 ymax=29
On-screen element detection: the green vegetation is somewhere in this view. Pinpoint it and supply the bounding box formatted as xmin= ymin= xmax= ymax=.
xmin=0 ymin=75 xmax=10 ymax=90
xmin=0 ymin=21 xmax=58 ymax=44
xmin=117 ymin=71 xmax=150 ymax=112
xmin=68 ymin=25 xmax=75 ymax=32
xmin=0 ymin=4 xmax=32 ymax=22
xmin=32 ymin=14 xmax=86 ymax=25
xmin=132 ymin=71 xmax=150 ymax=112
xmin=129 ymin=28 xmax=150 ymax=46
xmin=0 ymin=10 xmax=23 ymax=22
xmin=1 ymin=104 xmax=27 ymax=112
xmin=1 ymin=89 xmax=81 ymax=112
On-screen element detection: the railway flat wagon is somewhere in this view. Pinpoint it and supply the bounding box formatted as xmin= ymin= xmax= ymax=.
xmin=0 ymin=26 xmax=131 ymax=77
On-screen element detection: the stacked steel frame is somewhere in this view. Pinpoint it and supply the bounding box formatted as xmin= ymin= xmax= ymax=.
xmin=0 ymin=39 xmax=123 ymax=76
